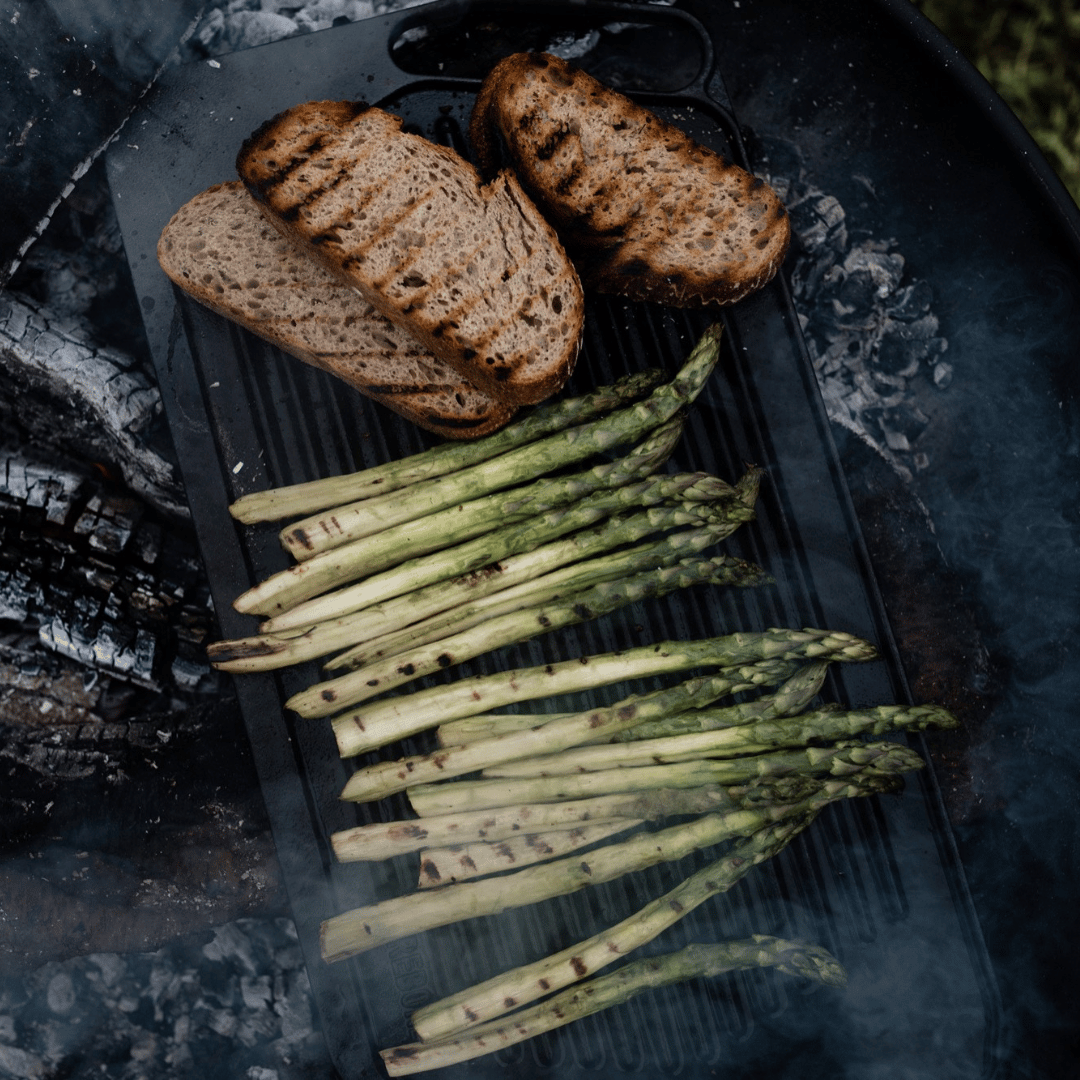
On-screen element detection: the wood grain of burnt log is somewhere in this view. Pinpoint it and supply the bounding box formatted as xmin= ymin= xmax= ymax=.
xmin=0 ymin=291 xmax=187 ymax=522
xmin=0 ymin=443 xmax=286 ymax=973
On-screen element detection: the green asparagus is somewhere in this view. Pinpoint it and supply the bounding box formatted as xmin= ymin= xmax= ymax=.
xmin=253 ymin=471 xmax=738 ymax=632
xmin=233 ymin=417 xmax=686 ymax=618
xmin=333 ymin=627 xmax=876 ymax=759
xmin=322 ymin=521 xmax=758 ymax=674
xmin=385 ymin=936 xmax=845 ymax=1072
xmin=415 ymin=821 xmax=642 ymax=887
xmin=280 ymin=325 xmax=722 ymax=559
xmin=293 ymin=555 xmax=770 ymax=725
xmin=321 ymin=772 xmax=899 ymax=962
xmin=227 ymin=368 xmax=666 ymax=524
xmin=331 ymin=786 xmax=731 ymax=863
xmin=484 ymin=703 xmax=960 ymax=778
xmin=610 ymin=659 xmax=830 ymax=742
xmin=408 ymin=816 xmax=815 ymax=1040
xmin=336 ymin=651 xmax=780 ymax=802
xmin=406 ymin=740 xmax=926 ymax=817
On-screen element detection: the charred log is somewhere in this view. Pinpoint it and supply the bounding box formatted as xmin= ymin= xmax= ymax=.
xmin=0 ymin=291 xmax=187 ymax=521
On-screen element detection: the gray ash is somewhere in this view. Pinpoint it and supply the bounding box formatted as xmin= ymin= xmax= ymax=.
xmin=775 ymin=175 xmax=952 ymax=482
xmin=0 ymin=918 xmax=330 ymax=1079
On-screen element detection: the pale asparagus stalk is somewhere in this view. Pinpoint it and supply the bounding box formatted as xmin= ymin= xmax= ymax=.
xmin=321 ymin=520 xmax=755 ymax=673
xmin=321 ymin=773 xmax=899 ymax=962
xmin=407 ymin=817 xmax=815 ymax=1040
xmin=434 ymin=712 xmax=580 ymax=746
xmin=279 ymin=325 xmax=723 ymax=559
xmin=406 ymin=739 xmax=926 ymax=817
xmin=435 ymin=659 xmax=821 ymax=750
xmin=232 ymin=417 xmax=684 ymax=618
xmin=385 ymin=935 xmax=845 ymax=1073
xmin=227 ymin=368 xmax=666 ymax=523
xmin=415 ymin=821 xmax=642 ymax=888
xmin=256 ymin=470 xmax=732 ymax=632
xmin=331 ymin=786 xmax=733 ymax=862
xmin=294 ymin=555 xmax=769 ymax=724
xmin=483 ymin=703 xmax=960 ymax=779
xmin=333 ymin=627 xmax=875 ymax=759
xmin=337 ymin=660 xmax=779 ymax=802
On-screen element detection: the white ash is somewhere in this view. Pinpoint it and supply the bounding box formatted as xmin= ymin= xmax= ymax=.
xmin=773 ymin=174 xmax=951 ymax=482
xmin=0 ymin=918 xmax=330 ymax=1080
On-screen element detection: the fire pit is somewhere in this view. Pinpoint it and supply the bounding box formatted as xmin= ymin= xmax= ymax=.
xmin=2 ymin=1 xmax=1079 ymax=1077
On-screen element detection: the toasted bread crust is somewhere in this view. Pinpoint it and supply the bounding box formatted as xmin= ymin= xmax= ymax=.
xmin=157 ymin=182 xmax=517 ymax=439
xmin=236 ymin=102 xmax=583 ymax=406
xmin=469 ymin=52 xmax=791 ymax=307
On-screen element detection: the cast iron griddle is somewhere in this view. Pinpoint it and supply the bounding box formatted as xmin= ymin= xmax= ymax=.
xmin=107 ymin=2 xmax=1001 ymax=1076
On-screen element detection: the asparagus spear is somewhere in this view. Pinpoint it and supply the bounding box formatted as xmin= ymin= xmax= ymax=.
xmin=210 ymin=503 xmax=732 ymax=675
xmin=609 ymin=659 xmax=830 ymax=742
xmin=232 ymin=416 xmax=686 ymax=618
xmin=322 ymin=520 xmax=757 ymax=674
xmin=415 ymin=821 xmax=642 ymax=888
xmin=278 ymin=325 xmax=723 ymax=558
xmin=408 ymin=816 xmax=814 ymax=1040
xmin=227 ymin=368 xmax=666 ymax=524
xmin=333 ymin=627 xmax=876 ymax=759
xmin=251 ymin=470 xmax=735 ymax=632
xmin=384 ymin=935 xmax=845 ymax=1073
xmin=331 ymin=786 xmax=729 ymax=863
xmin=293 ymin=555 xmax=770 ymax=725
xmin=435 ymin=662 xmax=827 ymax=752
xmin=280 ymin=411 xmax=688 ymax=565
xmin=321 ymin=773 xmax=898 ymax=962
xmin=336 ymin=649 xmax=779 ymax=801
xmin=406 ymin=740 xmax=926 ymax=817
xmin=484 ymin=703 xmax=959 ymax=778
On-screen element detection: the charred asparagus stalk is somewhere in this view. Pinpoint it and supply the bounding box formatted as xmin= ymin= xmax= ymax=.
xmin=414 ymin=821 xmax=642 ymax=887
xmin=406 ymin=739 xmax=926 ymax=817
xmin=607 ymin=659 xmax=830 ymax=742
xmin=333 ymin=627 xmax=876 ymax=759
xmin=331 ymin=786 xmax=729 ymax=863
xmin=293 ymin=555 xmax=770 ymax=725
xmin=322 ymin=773 xmax=899 ymax=962
xmin=249 ymin=470 xmax=739 ymax=632
xmin=321 ymin=521 xmax=759 ymax=674
xmin=336 ymin=656 xmax=781 ymax=802
xmin=384 ymin=935 xmax=845 ymax=1073
xmin=279 ymin=325 xmax=723 ymax=559
xmin=484 ymin=703 xmax=960 ymax=779
xmin=228 ymin=367 xmax=666 ymax=524
xmin=407 ymin=816 xmax=816 ymax=1040
xmin=210 ymin=486 xmax=755 ymax=674
xmin=232 ymin=417 xmax=687 ymax=618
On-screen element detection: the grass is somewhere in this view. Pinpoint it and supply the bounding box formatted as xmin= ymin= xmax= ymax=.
xmin=913 ymin=0 xmax=1080 ymax=205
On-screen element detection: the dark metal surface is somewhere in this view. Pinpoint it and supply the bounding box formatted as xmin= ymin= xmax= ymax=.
xmin=104 ymin=1 xmax=1080 ymax=1077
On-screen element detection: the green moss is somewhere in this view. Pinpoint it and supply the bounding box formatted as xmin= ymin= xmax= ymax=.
xmin=913 ymin=0 xmax=1080 ymax=205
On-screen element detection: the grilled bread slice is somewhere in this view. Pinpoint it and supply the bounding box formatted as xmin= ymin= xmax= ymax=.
xmin=469 ymin=52 xmax=791 ymax=307
xmin=157 ymin=182 xmax=517 ymax=439
xmin=235 ymin=101 xmax=584 ymax=406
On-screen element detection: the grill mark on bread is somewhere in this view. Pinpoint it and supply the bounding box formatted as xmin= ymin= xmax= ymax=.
xmin=237 ymin=102 xmax=583 ymax=404
xmin=469 ymin=52 xmax=790 ymax=307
